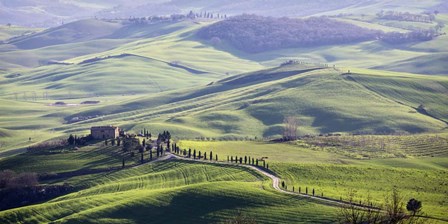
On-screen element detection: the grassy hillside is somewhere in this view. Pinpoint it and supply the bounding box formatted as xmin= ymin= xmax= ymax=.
xmin=60 ymin=64 xmax=448 ymax=139
xmin=0 ymin=157 xmax=339 ymax=223
xmin=0 ymin=62 xmax=447 ymax=154
xmin=0 ymin=25 xmax=42 ymax=42
xmin=178 ymin=139 xmax=448 ymax=220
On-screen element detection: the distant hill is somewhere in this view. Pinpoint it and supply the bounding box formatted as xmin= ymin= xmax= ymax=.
xmin=7 ymin=19 xmax=123 ymax=49
xmin=0 ymin=0 xmax=443 ymax=27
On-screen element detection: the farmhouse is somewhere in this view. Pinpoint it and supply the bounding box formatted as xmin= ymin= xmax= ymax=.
xmin=91 ymin=126 xmax=120 ymax=139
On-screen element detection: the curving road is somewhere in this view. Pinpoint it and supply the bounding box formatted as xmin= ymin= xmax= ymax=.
xmin=137 ymin=152 xmax=447 ymax=222
xmin=165 ymin=153 xmax=380 ymax=210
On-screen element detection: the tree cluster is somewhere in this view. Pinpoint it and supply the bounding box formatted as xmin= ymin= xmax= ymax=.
xmin=140 ymin=128 xmax=152 ymax=138
xmin=338 ymin=188 xmax=425 ymax=224
xmin=157 ymin=131 xmax=171 ymax=142
xmin=26 ymin=139 xmax=68 ymax=153
xmin=377 ymin=10 xmax=436 ymax=23
xmin=0 ymin=183 xmax=72 ymax=211
xmin=380 ymin=29 xmax=438 ymax=44
xmin=0 ymin=170 xmax=38 ymax=189
xmin=197 ymin=14 xmax=381 ymax=53
xmin=67 ymin=134 xmax=93 ymax=146
xmin=227 ymin=155 xmax=268 ymax=169
xmin=124 ymin=11 xmax=227 ymax=25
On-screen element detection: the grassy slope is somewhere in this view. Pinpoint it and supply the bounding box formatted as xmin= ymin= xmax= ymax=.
xmin=177 ymin=140 xmax=448 ymax=220
xmin=0 ymin=159 xmax=338 ymax=224
xmin=63 ymin=64 xmax=448 ymax=138
xmin=0 ymin=64 xmax=447 ymax=154
xmin=0 ymin=25 xmax=42 ymax=42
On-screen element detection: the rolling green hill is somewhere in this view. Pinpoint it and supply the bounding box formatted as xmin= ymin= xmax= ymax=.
xmin=61 ymin=64 xmax=448 ymax=139
xmin=0 ymin=158 xmax=339 ymax=223
xmin=0 ymin=59 xmax=447 ymax=153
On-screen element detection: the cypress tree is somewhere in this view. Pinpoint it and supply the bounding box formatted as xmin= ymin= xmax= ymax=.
xmin=227 ymin=156 xmax=229 ymax=162
xmin=239 ymin=157 xmax=242 ymax=164
xmin=193 ymin=150 xmax=196 ymax=159
xmin=68 ymin=134 xmax=75 ymax=145
xmin=312 ymin=188 xmax=315 ymax=196
xmin=306 ymin=187 xmax=308 ymax=195
xmin=293 ymin=186 xmax=295 ymax=192
xmin=210 ymin=151 xmax=212 ymax=161
xmin=149 ymin=149 xmax=153 ymax=160
xmin=235 ymin=156 xmax=238 ymax=163
xmin=244 ymin=156 xmax=247 ymax=164
xmin=252 ymin=158 xmax=254 ymax=165
xmin=256 ymin=159 xmax=259 ymax=166
xmin=199 ymin=151 xmax=202 ymax=159
xmin=204 ymin=151 xmax=207 ymax=160
xmin=263 ymin=160 xmax=266 ymax=168
xmin=266 ymin=163 xmax=269 ymax=170
xmin=188 ymin=148 xmax=191 ymax=158
xmin=299 ymin=186 xmax=301 ymax=193
xmin=215 ymin=154 xmax=218 ymax=161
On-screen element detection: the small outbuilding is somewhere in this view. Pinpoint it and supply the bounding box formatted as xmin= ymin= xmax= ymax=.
xmin=91 ymin=126 xmax=120 ymax=139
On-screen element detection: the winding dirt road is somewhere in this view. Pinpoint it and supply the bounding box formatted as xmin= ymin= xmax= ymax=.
xmin=165 ymin=152 xmax=379 ymax=209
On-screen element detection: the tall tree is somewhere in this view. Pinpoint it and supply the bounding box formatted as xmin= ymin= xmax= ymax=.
xmin=68 ymin=134 xmax=75 ymax=145
xmin=283 ymin=116 xmax=299 ymax=140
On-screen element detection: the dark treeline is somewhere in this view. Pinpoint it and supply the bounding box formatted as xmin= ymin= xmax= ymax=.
xmin=0 ymin=170 xmax=72 ymax=211
xmin=377 ymin=10 xmax=436 ymax=23
xmin=197 ymin=14 xmax=381 ymax=53
xmin=380 ymin=29 xmax=438 ymax=44
xmin=122 ymin=10 xmax=227 ymax=25
xmin=197 ymin=14 xmax=442 ymax=53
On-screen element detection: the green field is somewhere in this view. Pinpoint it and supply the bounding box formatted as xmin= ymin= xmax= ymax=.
xmin=0 ymin=150 xmax=339 ymax=223
xmin=178 ymin=139 xmax=448 ymax=220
